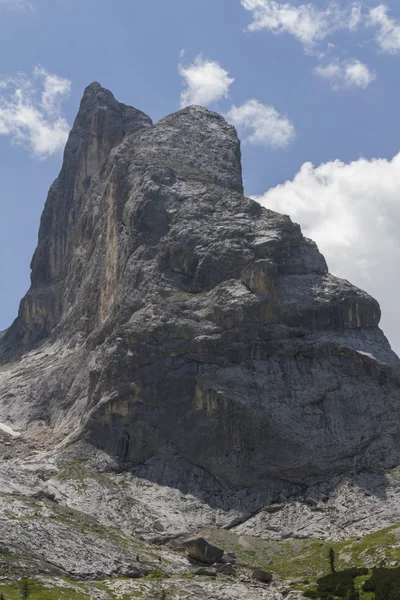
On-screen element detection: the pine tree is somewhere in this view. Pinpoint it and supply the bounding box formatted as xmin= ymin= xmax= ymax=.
xmin=329 ymin=547 xmax=336 ymax=573
xmin=19 ymin=579 xmax=31 ymax=600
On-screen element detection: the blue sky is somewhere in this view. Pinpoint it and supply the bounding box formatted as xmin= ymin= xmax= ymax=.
xmin=1 ymin=0 xmax=400 ymax=352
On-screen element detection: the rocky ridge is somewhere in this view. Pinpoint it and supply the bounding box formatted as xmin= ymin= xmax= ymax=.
xmin=0 ymin=82 xmax=400 ymax=597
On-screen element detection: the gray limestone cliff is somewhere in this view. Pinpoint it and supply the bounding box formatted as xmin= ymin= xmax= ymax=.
xmin=1 ymin=82 xmax=400 ymax=507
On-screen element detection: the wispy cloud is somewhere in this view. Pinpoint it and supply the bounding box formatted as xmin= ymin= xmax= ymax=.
xmin=227 ymin=99 xmax=295 ymax=148
xmin=0 ymin=66 xmax=71 ymax=157
xmin=369 ymin=4 xmax=400 ymax=54
xmin=241 ymin=0 xmax=362 ymax=50
xmin=0 ymin=0 xmax=34 ymax=11
xmin=315 ymin=59 xmax=376 ymax=90
xmin=179 ymin=56 xmax=234 ymax=108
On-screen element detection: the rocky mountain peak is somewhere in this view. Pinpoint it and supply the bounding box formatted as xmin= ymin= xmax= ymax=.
xmin=2 ymin=82 xmax=400 ymax=599
xmin=0 ymin=83 xmax=399 ymax=500
xmin=2 ymin=92 xmax=243 ymax=356
xmin=1 ymin=84 xmax=152 ymax=354
xmin=60 ymin=81 xmax=153 ymax=202
xmin=145 ymin=104 xmax=244 ymax=193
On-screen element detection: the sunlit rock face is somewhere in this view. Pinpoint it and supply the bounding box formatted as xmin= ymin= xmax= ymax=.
xmin=2 ymin=83 xmax=153 ymax=351
xmin=0 ymin=83 xmax=399 ymax=500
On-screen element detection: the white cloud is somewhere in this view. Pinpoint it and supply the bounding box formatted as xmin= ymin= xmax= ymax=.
xmin=179 ymin=56 xmax=234 ymax=108
xmin=255 ymin=153 xmax=400 ymax=354
xmin=348 ymin=4 xmax=362 ymax=32
xmin=315 ymin=59 xmax=376 ymax=90
xmin=0 ymin=0 xmax=33 ymax=11
xmin=227 ymin=99 xmax=295 ymax=148
xmin=369 ymin=4 xmax=400 ymax=54
xmin=0 ymin=66 xmax=71 ymax=157
xmin=241 ymin=0 xmax=363 ymax=49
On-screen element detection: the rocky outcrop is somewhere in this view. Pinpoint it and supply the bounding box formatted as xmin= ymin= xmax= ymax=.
xmin=0 ymin=82 xmax=400 ymax=513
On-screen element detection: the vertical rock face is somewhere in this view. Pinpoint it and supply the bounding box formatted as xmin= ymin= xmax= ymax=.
xmin=1 ymin=83 xmax=400 ymax=497
xmin=2 ymin=83 xmax=152 ymax=352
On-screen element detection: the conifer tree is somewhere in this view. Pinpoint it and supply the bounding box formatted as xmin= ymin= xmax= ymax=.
xmin=19 ymin=579 xmax=31 ymax=600
xmin=329 ymin=547 xmax=336 ymax=573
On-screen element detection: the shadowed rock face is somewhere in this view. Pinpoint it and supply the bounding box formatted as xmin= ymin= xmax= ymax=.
xmin=1 ymin=83 xmax=400 ymax=497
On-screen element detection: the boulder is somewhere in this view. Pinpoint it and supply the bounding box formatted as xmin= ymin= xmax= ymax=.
xmin=220 ymin=552 xmax=238 ymax=565
xmin=252 ymin=570 xmax=273 ymax=583
xmin=216 ymin=563 xmax=235 ymax=576
xmin=183 ymin=537 xmax=224 ymax=565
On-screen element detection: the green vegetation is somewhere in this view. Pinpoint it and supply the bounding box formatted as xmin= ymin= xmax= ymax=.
xmin=363 ymin=567 xmax=400 ymax=600
xmin=191 ymin=524 xmax=400 ymax=600
xmin=153 ymin=590 xmax=171 ymax=600
xmin=3 ymin=491 xmax=400 ymax=600
xmin=199 ymin=523 xmax=400 ymax=580
xmin=305 ymin=568 xmax=369 ymax=600
xmin=143 ymin=571 xmax=170 ymax=580
xmin=0 ymin=577 xmax=177 ymax=600
xmin=56 ymin=460 xmax=116 ymax=488
xmin=0 ymin=579 xmax=90 ymax=600
xmin=302 ymin=567 xmax=400 ymax=600
xmin=19 ymin=579 xmax=31 ymax=600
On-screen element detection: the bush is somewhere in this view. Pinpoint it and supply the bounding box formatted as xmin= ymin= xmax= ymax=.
xmin=304 ymin=590 xmax=319 ymax=598
xmin=311 ymin=568 xmax=369 ymax=599
xmin=363 ymin=567 xmax=400 ymax=600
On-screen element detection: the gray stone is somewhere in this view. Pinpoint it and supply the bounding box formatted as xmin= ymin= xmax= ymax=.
xmin=193 ymin=567 xmax=217 ymax=576
xmin=216 ymin=562 xmax=235 ymax=575
xmin=220 ymin=552 xmax=238 ymax=564
xmin=241 ymin=259 xmax=278 ymax=294
xmin=252 ymin=570 xmax=273 ymax=583
xmin=183 ymin=537 xmax=224 ymax=565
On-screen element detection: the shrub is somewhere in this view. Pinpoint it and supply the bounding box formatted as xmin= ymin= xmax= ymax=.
xmin=363 ymin=567 xmax=400 ymax=600
xmin=311 ymin=568 xmax=369 ymax=599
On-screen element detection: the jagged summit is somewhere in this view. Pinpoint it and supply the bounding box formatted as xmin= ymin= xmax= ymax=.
xmin=2 ymin=90 xmax=243 ymax=356
xmin=0 ymin=82 xmax=399 ymax=501
xmin=2 ymin=83 xmax=153 ymax=354
xmin=151 ymin=104 xmax=244 ymax=193
xmin=84 ymin=80 xmax=103 ymax=91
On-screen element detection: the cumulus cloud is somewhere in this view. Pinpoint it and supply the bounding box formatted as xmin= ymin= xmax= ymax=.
xmin=179 ymin=56 xmax=234 ymax=108
xmin=255 ymin=153 xmax=400 ymax=353
xmin=241 ymin=0 xmax=363 ymax=49
xmin=0 ymin=66 xmax=71 ymax=157
xmin=315 ymin=59 xmax=376 ymax=90
xmin=227 ymin=99 xmax=295 ymax=148
xmin=369 ymin=4 xmax=400 ymax=54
